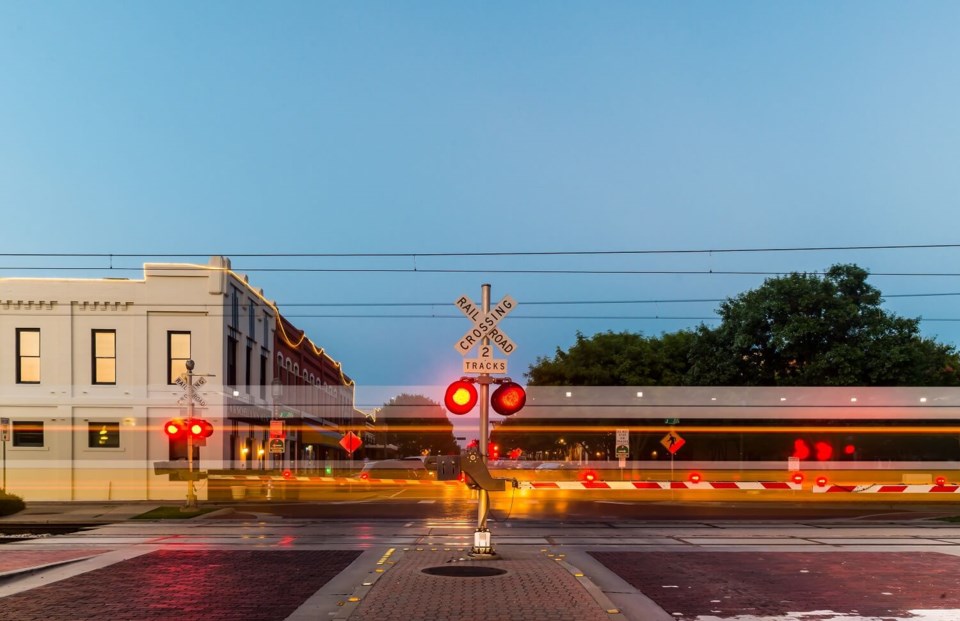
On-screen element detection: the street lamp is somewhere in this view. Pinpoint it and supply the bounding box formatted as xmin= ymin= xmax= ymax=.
xmin=271 ymin=378 xmax=282 ymax=470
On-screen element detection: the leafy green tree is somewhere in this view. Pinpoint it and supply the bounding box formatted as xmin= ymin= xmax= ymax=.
xmin=377 ymin=394 xmax=460 ymax=456
xmin=686 ymin=264 xmax=960 ymax=386
xmin=526 ymin=330 xmax=696 ymax=386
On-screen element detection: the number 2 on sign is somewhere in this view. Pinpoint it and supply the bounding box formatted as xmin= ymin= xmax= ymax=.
xmin=480 ymin=346 xmax=491 ymax=358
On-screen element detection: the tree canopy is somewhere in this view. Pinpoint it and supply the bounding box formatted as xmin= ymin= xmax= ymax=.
xmin=526 ymin=264 xmax=960 ymax=387
xmin=376 ymin=393 xmax=460 ymax=456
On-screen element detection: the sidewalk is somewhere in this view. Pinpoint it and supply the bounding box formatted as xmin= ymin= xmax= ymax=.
xmin=322 ymin=546 xmax=626 ymax=621
xmin=0 ymin=501 xmax=163 ymax=524
xmin=0 ymin=503 xmax=639 ymax=621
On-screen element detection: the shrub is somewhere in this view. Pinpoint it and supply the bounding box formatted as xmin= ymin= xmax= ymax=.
xmin=0 ymin=489 xmax=26 ymax=516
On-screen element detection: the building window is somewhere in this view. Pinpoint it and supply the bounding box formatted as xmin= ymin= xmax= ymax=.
xmin=245 ymin=345 xmax=252 ymax=391
xmin=248 ymin=301 xmax=256 ymax=339
xmin=227 ymin=337 xmax=238 ymax=387
xmin=88 ymin=422 xmax=120 ymax=448
xmin=13 ymin=421 xmax=44 ymax=447
xmin=231 ymin=287 xmax=240 ymax=328
xmin=167 ymin=331 xmax=191 ymax=384
xmin=263 ymin=314 xmax=270 ymax=344
xmin=92 ymin=330 xmax=116 ymax=385
xmin=16 ymin=328 xmax=41 ymax=384
xmin=260 ymin=354 xmax=267 ymax=399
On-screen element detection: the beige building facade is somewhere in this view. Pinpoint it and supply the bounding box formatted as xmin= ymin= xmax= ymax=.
xmin=0 ymin=256 xmax=343 ymax=501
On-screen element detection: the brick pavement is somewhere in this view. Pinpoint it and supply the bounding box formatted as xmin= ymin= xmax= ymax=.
xmin=0 ymin=549 xmax=361 ymax=621
xmin=590 ymin=551 xmax=960 ymax=620
xmin=340 ymin=546 xmax=621 ymax=621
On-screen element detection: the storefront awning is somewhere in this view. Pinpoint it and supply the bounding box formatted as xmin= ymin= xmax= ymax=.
xmin=301 ymin=420 xmax=343 ymax=449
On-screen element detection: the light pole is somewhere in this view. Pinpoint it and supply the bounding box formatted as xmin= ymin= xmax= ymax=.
xmin=271 ymin=378 xmax=282 ymax=471
xmin=185 ymin=359 xmax=198 ymax=509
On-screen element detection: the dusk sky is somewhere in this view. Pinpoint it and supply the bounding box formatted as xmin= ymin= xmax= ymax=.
xmin=2 ymin=2 xmax=960 ymax=412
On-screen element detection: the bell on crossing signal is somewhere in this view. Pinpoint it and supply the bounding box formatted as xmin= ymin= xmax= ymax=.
xmin=491 ymin=382 xmax=526 ymax=416
xmin=187 ymin=419 xmax=214 ymax=439
xmin=444 ymin=379 xmax=478 ymax=415
xmin=163 ymin=419 xmax=187 ymax=439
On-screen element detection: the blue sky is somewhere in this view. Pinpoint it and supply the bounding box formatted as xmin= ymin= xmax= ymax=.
xmin=2 ymin=2 xmax=960 ymax=407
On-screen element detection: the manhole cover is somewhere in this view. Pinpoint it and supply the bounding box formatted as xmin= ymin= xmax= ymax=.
xmin=422 ymin=565 xmax=507 ymax=578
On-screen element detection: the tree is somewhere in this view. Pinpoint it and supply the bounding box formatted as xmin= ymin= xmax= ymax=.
xmin=376 ymin=394 xmax=460 ymax=456
xmin=686 ymin=264 xmax=960 ymax=386
xmin=526 ymin=330 xmax=696 ymax=386
xmin=524 ymin=264 xmax=960 ymax=387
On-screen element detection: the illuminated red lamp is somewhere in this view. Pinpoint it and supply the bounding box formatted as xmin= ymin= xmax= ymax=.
xmin=936 ymin=476 xmax=947 ymax=487
xmin=579 ymin=470 xmax=598 ymax=483
xmin=282 ymin=469 xmax=293 ymax=480
xmin=491 ymin=382 xmax=526 ymax=416
xmin=688 ymin=472 xmax=702 ymax=484
xmin=814 ymin=441 xmax=833 ymax=461
xmin=188 ymin=419 xmax=214 ymax=439
xmin=792 ymin=472 xmax=804 ymax=485
xmin=843 ymin=444 xmax=856 ymax=456
xmin=444 ymin=380 xmax=478 ymax=415
xmin=359 ymin=472 xmax=370 ymax=481
xmin=815 ymin=476 xmax=828 ymax=487
xmin=163 ymin=419 xmax=187 ymax=439
xmin=792 ymin=439 xmax=811 ymax=460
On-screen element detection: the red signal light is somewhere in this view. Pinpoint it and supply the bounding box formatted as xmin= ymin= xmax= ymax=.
xmin=816 ymin=476 xmax=828 ymax=487
xmin=282 ymin=469 xmax=293 ymax=480
xmin=163 ymin=419 xmax=187 ymax=439
xmin=792 ymin=472 xmax=804 ymax=484
xmin=444 ymin=380 xmax=478 ymax=415
xmin=936 ymin=476 xmax=947 ymax=486
xmin=579 ymin=469 xmax=598 ymax=483
xmin=186 ymin=419 xmax=214 ymax=439
xmin=843 ymin=444 xmax=855 ymax=456
xmin=814 ymin=441 xmax=833 ymax=461
xmin=491 ymin=382 xmax=526 ymax=416
xmin=688 ymin=472 xmax=701 ymax=483
xmin=792 ymin=439 xmax=811 ymax=460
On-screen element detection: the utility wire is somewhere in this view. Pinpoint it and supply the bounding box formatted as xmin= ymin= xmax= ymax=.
xmin=1 ymin=243 xmax=959 ymax=258
xmin=4 ymin=266 xmax=960 ymax=276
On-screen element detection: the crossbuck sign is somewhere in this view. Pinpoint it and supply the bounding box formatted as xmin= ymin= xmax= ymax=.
xmin=176 ymin=375 xmax=207 ymax=407
xmin=454 ymin=294 xmax=517 ymax=357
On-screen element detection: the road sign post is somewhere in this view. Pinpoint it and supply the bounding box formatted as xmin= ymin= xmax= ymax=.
xmin=455 ymin=285 xmax=518 ymax=558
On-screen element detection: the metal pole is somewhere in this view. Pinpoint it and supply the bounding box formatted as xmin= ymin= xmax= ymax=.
xmin=185 ymin=359 xmax=198 ymax=509
xmin=471 ymin=284 xmax=495 ymax=557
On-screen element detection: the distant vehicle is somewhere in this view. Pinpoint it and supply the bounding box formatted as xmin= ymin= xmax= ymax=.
xmin=359 ymin=459 xmax=429 ymax=480
xmin=534 ymin=462 xmax=578 ymax=471
xmin=401 ymin=455 xmax=439 ymax=472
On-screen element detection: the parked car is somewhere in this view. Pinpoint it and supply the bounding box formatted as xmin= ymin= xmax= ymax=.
xmin=358 ymin=459 xmax=429 ymax=480
xmin=401 ymin=455 xmax=438 ymax=472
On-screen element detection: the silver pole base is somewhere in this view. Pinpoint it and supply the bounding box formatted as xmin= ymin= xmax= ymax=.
xmin=469 ymin=529 xmax=499 ymax=559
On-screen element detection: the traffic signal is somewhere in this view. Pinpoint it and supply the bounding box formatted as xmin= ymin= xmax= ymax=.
xmin=490 ymin=381 xmax=526 ymax=416
xmin=188 ymin=419 xmax=214 ymax=439
xmin=444 ymin=379 xmax=478 ymax=415
xmin=163 ymin=419 xmax=188 ymax=439
xmin=444 ymin=378 xmax=526 ymax=416
xmin=165 ymin=418 xmax=213 ymax=440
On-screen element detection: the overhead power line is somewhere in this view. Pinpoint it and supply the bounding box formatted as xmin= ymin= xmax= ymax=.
xmin=4 ymin=266 xmax=960 ymax=277
xmin=0 ymin=243 xmax=959 ymax=258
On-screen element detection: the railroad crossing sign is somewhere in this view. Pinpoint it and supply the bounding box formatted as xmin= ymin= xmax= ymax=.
xmin=175 ymin=375 xmax=207 ymax=407
xmin=454 ymin=294 xmax=517 ymax=357
xmin=661 ymin=430 xmax=685 ymax=455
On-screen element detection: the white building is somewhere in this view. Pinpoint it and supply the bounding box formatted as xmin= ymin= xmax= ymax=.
xmin=0 ymin=256 xmax=321 ymax=501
